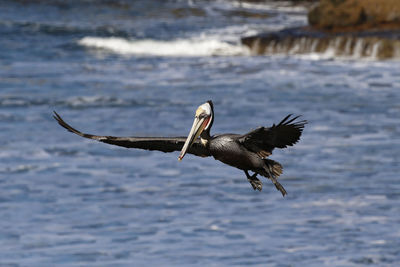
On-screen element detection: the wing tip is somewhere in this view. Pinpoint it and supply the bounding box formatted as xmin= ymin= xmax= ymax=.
xmin=275 ymin=114 xmax=308 ymax=148
xmin=53 ymin=111 xmax=85 ymax=137
xmin=275 ymin=115 xmax=307 ymax=136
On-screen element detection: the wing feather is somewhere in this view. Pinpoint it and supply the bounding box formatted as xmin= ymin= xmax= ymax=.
xmin=53 ymin=112 xmax=211 ymax=157
xmin=238 ymin=114 xmax=306 ymax=158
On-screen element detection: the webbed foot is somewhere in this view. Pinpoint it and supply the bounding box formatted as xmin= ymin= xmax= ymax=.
xmin=248 ymin=177 xmax=263 ymax=191
xmin=244 ymin=171 xmax=263 ymax=191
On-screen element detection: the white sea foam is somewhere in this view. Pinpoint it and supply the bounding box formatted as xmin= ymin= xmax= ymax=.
xmin=78 ymin=36 xmax=250 ymax=57
xmin=232 ymin=0 xmax=308 ymax=12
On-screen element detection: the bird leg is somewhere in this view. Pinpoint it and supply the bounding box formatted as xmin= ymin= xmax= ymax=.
xmin=244 ymin=170 xmax=262 ymax=191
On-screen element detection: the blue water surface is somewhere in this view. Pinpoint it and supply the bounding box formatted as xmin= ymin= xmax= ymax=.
xmin=1 ymin=1 xmax=399 ymax=266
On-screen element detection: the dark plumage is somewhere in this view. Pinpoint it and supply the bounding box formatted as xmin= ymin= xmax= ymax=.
xmin=54 ymin=101 xmax=306 ymax=196
xmin=53 ymin=112 xmax=210 ymax=157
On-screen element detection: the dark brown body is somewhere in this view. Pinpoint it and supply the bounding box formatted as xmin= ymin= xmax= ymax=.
xmin=209 ymin=134 xmax=263 ymax=171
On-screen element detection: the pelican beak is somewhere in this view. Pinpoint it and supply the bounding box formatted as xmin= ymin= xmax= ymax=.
xmin=178 ymin=114 xmax=209 ymax=161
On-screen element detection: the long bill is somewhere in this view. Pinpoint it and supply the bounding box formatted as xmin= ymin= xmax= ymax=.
xmin=178 ymin=116 xmax=207 ymax=161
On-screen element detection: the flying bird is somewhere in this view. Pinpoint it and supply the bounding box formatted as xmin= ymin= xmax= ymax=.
xmin=53 ymin=100 xmax=306 ymax=196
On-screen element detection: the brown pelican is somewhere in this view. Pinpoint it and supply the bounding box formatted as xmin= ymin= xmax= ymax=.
xmin=53 ymin=100 xmax=306 ymax=196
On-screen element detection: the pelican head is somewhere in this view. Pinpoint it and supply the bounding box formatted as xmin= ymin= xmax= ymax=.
xmin=178 ymin=101 xmax=213 ymax=161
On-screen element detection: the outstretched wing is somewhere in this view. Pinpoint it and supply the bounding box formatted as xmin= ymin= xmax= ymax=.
xmin=238 ymin=114 xmax=307 ymax=158
xmin=53 ymin=112 xmax=211 ymax=157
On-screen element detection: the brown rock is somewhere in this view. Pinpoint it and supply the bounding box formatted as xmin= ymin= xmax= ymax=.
xmin=241 ymin=27 xmax=400 ymax=59
xmin=308 ymin=0 xmax=400 ymax=30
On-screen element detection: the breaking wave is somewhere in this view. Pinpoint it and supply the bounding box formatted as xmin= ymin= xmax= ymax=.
xmin=78 ymin=36 xmax=250 ymax=57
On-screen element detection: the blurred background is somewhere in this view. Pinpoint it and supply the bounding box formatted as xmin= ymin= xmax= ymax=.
xmin=0 ymin=0 xmax=399 ymax=266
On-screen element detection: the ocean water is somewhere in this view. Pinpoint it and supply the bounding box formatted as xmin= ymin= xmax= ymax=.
xmin=1 ymin=0 xmax=399 ymax=266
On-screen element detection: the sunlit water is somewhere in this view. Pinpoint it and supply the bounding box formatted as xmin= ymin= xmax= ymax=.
xmin=1 ymin=1 xmax=399 ymax=266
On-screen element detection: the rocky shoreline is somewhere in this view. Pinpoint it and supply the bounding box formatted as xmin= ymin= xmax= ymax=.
xmin=241 ymin=0 xmax=400 ymax=59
